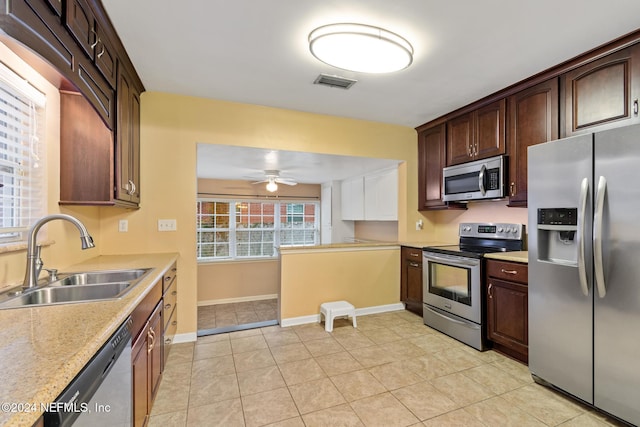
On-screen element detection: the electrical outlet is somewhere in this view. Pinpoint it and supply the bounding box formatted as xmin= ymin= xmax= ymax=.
xmin=119 ymin=219 xmax=128 ymax=232
xmin=158 ymin=219 xmax=177 ymax=232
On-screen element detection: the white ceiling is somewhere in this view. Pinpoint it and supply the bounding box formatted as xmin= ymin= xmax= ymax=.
xmin=102 ymin=0 xmax=640 ymax=182
xmin=197 ymin=144 xmax=400 ymax=183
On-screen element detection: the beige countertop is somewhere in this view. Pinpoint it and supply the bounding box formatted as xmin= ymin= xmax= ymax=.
xmin=484 ymin=251 xmax=529 ymax=263
xmin=0 ymin=252 xmax=178 ymax=427
xmin=279 ymin=241 xmax=399 ymax=251
xmin=399 ymin=241 xmax=455 ymax=249
xmin=279 ymin=240 xmax=453 ymax=253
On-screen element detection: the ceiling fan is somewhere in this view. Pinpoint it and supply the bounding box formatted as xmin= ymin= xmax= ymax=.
xmin=252 ymin=170 xmax=298 ymax=192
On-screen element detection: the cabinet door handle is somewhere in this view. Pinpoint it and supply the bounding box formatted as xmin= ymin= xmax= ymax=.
xmin=90 ymin=29 xmax=98 ymax=50
xmin=97 ymin=44 xmax=105 ymax=58
xmin=409 ymin=262 xmax=420 ymax=268
xmin=172 ymin=320 xmax=177 ymax=326
xmin=410 ymin=253 xmax=420 ymax=258
xmin=510 ymin=182 xmax=515 ymax=197
xmin=488 ymin=282 xmax=493 ymax=298
xmin=165 ymin=338 xmax=172 ymax=345
xmin=172 ymin=290 xmax=177 ymax=296
xmin=165 ymin=276 xmax=172 ymax=282
xmin=501 ymin=269 xmax=518 ymax=275
xmin=165 ymin=303 xmax=172 ymax=310
xmin=147 ymin=327 xmax=156 ymax=353
xmin=634 ymin=99 xmax=638 ymax=116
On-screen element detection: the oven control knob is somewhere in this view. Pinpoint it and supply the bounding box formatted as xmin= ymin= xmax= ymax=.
xmin=498 ymin=227 xmax=504 ymax=232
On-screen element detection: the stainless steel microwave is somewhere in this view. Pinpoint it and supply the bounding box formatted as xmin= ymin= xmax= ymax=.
xmin=442 ymin=155 xmax=506 ymax=202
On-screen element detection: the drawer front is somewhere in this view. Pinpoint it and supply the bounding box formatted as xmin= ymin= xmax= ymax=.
xmin=163 ymin=280 xmax=177 ymax=320
xmin=163 ymin=262 xmax=177 ymax=293
xmin=487 ymin=260 xmax=528 ymax=284
xmin=131 ymin=280 xmax=162 ymax=340
xmin=402 ymin=247 xmax=423 ymax=263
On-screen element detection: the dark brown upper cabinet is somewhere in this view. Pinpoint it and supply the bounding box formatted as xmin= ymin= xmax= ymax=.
xmin=418 ymin=123 xmax=466 ymax=211
xmin=562 ymin=44 xmax=640 ymax=137
xmin=507 ymin=78 xmax=559 ymax=207
xmin=446 ymin=99 xmax=506 ymax=166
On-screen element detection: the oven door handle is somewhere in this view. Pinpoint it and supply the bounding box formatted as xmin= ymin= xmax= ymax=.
xmin=423 ymin=305 xmax=481 ymax=330
xmin=423 ymin=252 xmax=478 ymax=267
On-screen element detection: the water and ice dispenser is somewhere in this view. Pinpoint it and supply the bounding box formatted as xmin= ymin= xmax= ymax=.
xmin=536 ymin=208 xmax=579 ymax=265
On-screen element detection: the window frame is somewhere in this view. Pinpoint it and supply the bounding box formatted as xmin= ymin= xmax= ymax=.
xmin=196 ymin=198 xmax=320 ymax=262
xmin=0 ymin=62 xmax=46 ymax=244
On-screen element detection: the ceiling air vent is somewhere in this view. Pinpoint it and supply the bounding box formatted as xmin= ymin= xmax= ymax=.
xmin=313 ymin=73 xmax=357 ymax=89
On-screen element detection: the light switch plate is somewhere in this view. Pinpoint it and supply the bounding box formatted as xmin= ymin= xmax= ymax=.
xmin=158 ymin=219 xmax=177 ymax=232
xmin=119 ymin=219 xmax=128 ymax=232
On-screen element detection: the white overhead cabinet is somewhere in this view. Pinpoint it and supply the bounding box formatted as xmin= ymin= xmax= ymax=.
xmin=364 ymin=168 xmax=398 ymax=220
xmin=340 ymin=176 xmax=365 ymax=220
xmin=341 ymin=167 xmax=398 ymax=221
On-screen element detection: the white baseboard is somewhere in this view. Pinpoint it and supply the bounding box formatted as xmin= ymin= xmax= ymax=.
xmin=355 ymin=302 xmax=405 ymax=316
xmin=281 ymin=314 xmax=320 ymax=327
xmin=198 ymin=294 xmax=278 ymax=307
xmin=280 ymin=302 xmax=406 ymax=328
xmin=172 ymin=332 xmax=197 ymax=343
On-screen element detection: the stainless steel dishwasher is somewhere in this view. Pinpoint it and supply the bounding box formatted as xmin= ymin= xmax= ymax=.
xmin=44 ymin=317 xmax=133 ymax=427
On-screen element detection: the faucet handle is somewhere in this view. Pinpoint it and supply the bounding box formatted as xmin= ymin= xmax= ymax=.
xmin=43 ymin=268 xmax=58 ymax=282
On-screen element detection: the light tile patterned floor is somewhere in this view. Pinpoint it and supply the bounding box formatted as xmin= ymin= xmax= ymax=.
xmin=151 ymin=310 xmax=626 ymax=427
xmin=198 ymin=299 xmax=278 ymax=330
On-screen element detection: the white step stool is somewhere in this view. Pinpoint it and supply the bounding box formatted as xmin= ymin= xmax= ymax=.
xmin=320 ymin=301 xmax=357 ymax=333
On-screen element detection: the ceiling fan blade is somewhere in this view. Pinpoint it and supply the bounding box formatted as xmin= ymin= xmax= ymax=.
xmin=251 ymin=180 xmax=268 ymax=185
xmin=275 ymin=178 xmax=297 ymax=186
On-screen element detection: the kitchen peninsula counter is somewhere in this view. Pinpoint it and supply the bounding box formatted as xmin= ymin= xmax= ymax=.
xmin=278 ymin=240 xmax=452 ymax=253
xmin=0 ymin=253 xmax=178 ymax=427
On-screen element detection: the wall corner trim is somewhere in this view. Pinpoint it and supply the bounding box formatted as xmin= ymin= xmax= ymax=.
xmin=173 ymin=332 xmax=198 ymax=343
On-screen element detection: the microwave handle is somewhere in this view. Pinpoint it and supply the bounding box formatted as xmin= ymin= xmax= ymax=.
xmin=478 ymin=164 xmax=486 ymax=195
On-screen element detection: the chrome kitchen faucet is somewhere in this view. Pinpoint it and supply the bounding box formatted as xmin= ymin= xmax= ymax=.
xmin=22 ymin=214 xmax=95 ymax=290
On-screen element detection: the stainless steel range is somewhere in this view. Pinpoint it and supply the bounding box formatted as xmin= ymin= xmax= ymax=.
xmin=422 ymin=222 xmax=525 ymax=351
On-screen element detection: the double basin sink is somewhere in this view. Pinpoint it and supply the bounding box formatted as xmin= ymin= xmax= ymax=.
xmin=0 ymin=268 xmax=152 ymax=309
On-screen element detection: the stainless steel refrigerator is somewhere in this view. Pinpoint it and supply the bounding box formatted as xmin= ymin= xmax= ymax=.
xmin=528 ymin=124 xmax=640 ymax=426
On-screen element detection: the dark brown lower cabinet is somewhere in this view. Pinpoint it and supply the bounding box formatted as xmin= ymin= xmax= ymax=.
xmin=132 ymin=285 xmax=163 ymax=427
xmin=401 ymin=246 xmax=423 ymax=315
xmin=486 ymin=259 xmax=528 ymax=363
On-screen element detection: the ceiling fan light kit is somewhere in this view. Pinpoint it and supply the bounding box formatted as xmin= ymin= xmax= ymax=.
xmin=308 ymin=23 xmax=414 ymax=73
xmin=266 ymin=178 xmax=278 ymax=192
xmin=251 ymin=170 xmax=298 ymax=192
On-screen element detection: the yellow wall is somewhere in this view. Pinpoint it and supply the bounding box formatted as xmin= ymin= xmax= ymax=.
xmin=198 ymin=260 xmax=279 ymax=303
xmin=280 ymin=247 xmax=400 ymax=319
xmin=0 ymin=43 xmax=101 ymax=290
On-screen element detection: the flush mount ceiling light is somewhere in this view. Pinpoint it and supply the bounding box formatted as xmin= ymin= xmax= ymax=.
xmin=308 ymin=23 xmax=414 ymax=73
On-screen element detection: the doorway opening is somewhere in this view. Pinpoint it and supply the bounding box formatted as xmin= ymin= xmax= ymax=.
xmin=197 ymin=297 xmax=278 ymax=336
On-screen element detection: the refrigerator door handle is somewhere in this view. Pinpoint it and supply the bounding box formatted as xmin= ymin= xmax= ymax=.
xmin=478 ymin=164 xmax=486 ymax=195
xmin=594 ymin=175 xmax=607 ymax=298
xmin=577 ymin=177 xmax=589 ymax=297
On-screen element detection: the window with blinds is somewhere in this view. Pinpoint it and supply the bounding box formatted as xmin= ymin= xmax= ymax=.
xmin=0 ymin=62 xmax=46 ymax=243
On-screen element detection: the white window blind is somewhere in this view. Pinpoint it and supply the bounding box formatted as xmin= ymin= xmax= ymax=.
xmin=0 ymin=62 xmax=46 ymax=243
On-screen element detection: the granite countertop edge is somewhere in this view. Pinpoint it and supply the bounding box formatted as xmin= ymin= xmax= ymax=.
xmin=484 ymin=251 xmax=529 ymax=263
